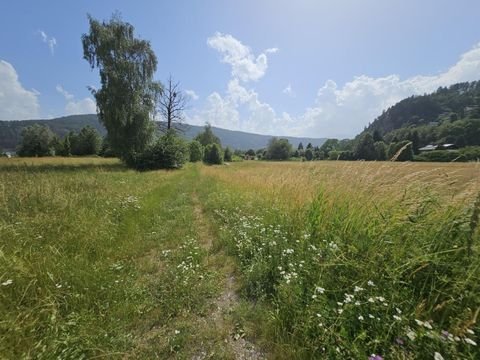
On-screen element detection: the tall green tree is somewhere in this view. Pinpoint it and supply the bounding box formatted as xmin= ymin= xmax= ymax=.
xmin=265 ymin=138 xmax=292 ymax=160
xmin=17 ymin=124 xmax=55 ymax=157
xmin=82 ymin=13 xmax=161 ymax=160
xmin=194 ymin=123 xmax=221 ymax=146
xmin=354 ymin=133 xmax=376 ymax=161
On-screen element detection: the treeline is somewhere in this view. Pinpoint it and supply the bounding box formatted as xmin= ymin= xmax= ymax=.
xmin=15 ymin=124 xmax=103 ymax=157
xmin=238 ymin=133 xmax=480 ymax=163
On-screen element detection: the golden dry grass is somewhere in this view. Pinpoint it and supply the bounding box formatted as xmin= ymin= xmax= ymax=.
xmin=201 ymin=161 xmax=480 ymax=208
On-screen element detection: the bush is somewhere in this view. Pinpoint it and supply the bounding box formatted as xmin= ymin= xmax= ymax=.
xmin=415 ymin=150 xmax=467 ymax=162
xmin=128 ymin=130 xmax=188 ymax=170
xmin=203 ymin=143 xmax=223 ymax=165
xmin=224 ymin=146 xmax=233 ymax=162
xmin=189 ymin=140 xmax=203 ymax=162
xmin=459 ymin=146 xmax=480 ymax=161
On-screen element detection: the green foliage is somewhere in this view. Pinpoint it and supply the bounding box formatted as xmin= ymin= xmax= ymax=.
xmin=305 ymin=148 xmax=313 ymax=161
xmin=354 ymin=133 xmax=376 ymax=160
xmin=459 ymin=146 xmax=480 ymax=161
xmin=189 ymin=140 xmax=203 ymax=162
xmin=82 ymin=13 xmax=161 ymax=159
xmin=70 ymin=126 xmax=102 ymax=156
xmin=203 ymin=143 xmax=223 ymax=164
xmin=320 ymin=139 xmax=340 ymax=158
xmin=223 ymin=146 xmax=233 ymax=162
xmin=195 ymin=123 xmax=221 ymax=147
xmin=415 ymin=150 xmax=467 ymax=162
xmin=17 ymin=124 xmax=55 ymax=157
xmin=374 ymin=141 xmax=387 ymax=161
xmin=265 ymin=137 xmax=292 ymax=160
xmin=245 ymin=149 xmax=256 ymax=157
xmin=388 ymin=141 xmax=414 ymax=161
xmin=129 ymin=130 xmax=188 ymax=170
xmin=99 ymin=136 xmax=116 ymax=157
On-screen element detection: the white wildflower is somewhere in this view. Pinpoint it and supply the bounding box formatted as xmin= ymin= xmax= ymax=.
xmin=358 ymin=315 xmax=364 ymax=321
xmin=393 ymin=315 xmax=402 ymax=321
xmin=434 ymin=352 xmax=445 ymax=360
xmin=406 ymin=329 xmax=416 ymax=341
xmin=354 ymin=286 xmax=364 ymax=292
xmin=464 ymin=338 xmax=477 ymax=346
xmin=367 ymin=280 xmax=375 ymax=287
xmin=1 ymin=279 xmax=13 ymax=286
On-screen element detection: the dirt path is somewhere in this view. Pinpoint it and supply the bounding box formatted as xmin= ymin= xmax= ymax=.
xmin=191 ymin=193 xmax=264 ymax=360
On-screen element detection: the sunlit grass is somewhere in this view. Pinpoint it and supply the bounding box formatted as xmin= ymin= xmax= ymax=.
xmin=200 ymin=161 xmax=480 ymax=359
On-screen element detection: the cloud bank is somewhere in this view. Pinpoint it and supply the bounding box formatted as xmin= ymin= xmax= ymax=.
xmin=193 ymin=35 xmax=480 ymax=138
xmin=0 ymin=60 xmax=40 ymax=120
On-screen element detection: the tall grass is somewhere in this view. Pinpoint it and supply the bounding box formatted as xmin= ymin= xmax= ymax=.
xmin=200 ymin=161 xmax=480 ymax=359
xmin=0 ymin=158 xmax=219 ymax=358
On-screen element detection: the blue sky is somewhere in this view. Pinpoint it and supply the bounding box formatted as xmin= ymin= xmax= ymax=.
xmin=1 ymin=0 xmax=480 ymax=138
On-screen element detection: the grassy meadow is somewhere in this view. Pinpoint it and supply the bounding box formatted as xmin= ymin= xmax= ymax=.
xmin=1 ymin=158 xmax=479 ymax=359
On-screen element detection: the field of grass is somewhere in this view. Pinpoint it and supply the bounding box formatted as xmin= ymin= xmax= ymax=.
xmin=1 ymin=158 xmax=479 ymax=359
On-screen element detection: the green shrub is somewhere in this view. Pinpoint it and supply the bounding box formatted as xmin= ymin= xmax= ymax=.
xmin=189 ymin=140 xmax=203 ymax=162
xmin=224 ymin=146 xmax=233 ymax=162
xmin=459 ymin=146 xmax=480 ymax=161
xmin=415 ymin=150 xmax=467 ymax=162
xmin=203 ymin=143 xmax=223 ymax=164
xmin=129 ymin=130 xmax=188 ymax=170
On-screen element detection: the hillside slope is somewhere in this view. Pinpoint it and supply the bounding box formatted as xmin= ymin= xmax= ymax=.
xmin=0 ymin=115 xmax=326 ymax=151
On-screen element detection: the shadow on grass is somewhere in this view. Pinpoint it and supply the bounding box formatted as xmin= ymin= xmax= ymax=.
xmin=0 ymin=162 xmax=127 ymax=173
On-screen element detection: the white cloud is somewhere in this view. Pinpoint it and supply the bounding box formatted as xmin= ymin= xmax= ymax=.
xmin=65 ymin=98 xmax=96 ymax=115
xmin=207 ymin=32 xmax=277 ymax=82
xmin=0 ymin=60 xmax=40 ymax=119
xmin=38 ymin=30 xmax=57 ymax=55
xmin=301 ymin=43 xmax=480 ymax=138
xmin=55 ymin=85 xmax=74 ymax=101
xmin=56 ymin=84 xmax=96 ymax=115
xmin=265 ymin=48 xmax=279 ymax=54
xmin=282 ymin=84 xmax=295 ymax=97
xmin=196 ymin=36 xmax=480 ymax=138
xmin=185 ymin=89 xmax=199 ymax=101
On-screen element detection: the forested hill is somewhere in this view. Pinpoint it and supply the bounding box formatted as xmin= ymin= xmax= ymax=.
xmin=366 ymin=81 xmax=480 ymax=134
xmin=0 ymin=115 xmax=326 ymax=151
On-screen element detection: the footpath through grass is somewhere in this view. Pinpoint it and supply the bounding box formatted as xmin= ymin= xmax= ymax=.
xmin=0 ymin=158 xmax=244 ymax=359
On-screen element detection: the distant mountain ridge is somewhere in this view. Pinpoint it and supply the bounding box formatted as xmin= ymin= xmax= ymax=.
xmin=0 ymin=114 xmax=326 ymax=151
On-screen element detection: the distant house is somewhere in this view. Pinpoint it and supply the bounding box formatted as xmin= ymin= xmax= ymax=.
xmin=439 ymin=143 xmax=457 ymax=150
xmin=419 ymin=144 xmax=457 ymax=152
xmin=418 ymin=145 xmax=438 ymax=152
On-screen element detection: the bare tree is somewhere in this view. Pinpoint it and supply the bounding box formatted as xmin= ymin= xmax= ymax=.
xmin=157 ymin=75 xmax=187 ymax=131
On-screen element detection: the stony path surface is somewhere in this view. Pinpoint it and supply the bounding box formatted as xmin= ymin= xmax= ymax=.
xmin=191 ymin=193 xmax=264 ymax=360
